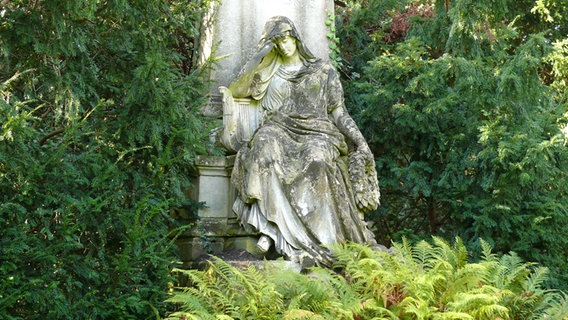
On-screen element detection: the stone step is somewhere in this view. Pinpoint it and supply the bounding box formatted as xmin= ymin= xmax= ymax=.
xmin=185 ymin=249 xmax=302 ymax=272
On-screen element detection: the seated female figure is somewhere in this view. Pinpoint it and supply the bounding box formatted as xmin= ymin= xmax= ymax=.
xmin=228 ymin=16 xmax=380 ymax=267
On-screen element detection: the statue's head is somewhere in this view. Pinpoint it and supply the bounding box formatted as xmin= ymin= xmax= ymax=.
xmin=259 ymin=16 xmax=317 ymax=62
xmin=229 ymin=16 xmax=322 ymax=99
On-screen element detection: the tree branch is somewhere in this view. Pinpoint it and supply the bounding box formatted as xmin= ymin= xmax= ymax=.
xmin=39 ymin=127 xmax=66 ymax=146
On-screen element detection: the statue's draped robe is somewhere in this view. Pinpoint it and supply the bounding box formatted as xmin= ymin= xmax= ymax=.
xmin=231 ymin=60 xmax=375 ymax=265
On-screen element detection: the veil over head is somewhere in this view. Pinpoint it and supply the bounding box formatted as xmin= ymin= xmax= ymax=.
xmin=258 ymin=16 xmax=317 ymax=63
xmin=229 ymin=16 xmax=321 ymax=98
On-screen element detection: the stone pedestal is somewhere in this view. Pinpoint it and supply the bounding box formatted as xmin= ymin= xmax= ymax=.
xmin=194 ymin=155 xmax=235 ymax=226
xmin=177 ymin=155 xmax=259 ymax=265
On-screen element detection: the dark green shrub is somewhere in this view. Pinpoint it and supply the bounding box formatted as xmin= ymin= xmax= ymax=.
xmin=336 ymin=0 xmax=568 ymax=289
xmin=0 ymin=0 xmax=215 ymax=318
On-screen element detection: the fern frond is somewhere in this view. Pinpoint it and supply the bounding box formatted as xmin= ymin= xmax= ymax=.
xmin=164 ymin=289 xmax=218 ymax=320
xmin=400 ymin=295 xmax=438 ymax=318
xmin=478 ymin=238 xmax=497 ymax=262
xmin=391 ymin=237 xmax=415 ymax=267
xmin=431 ymin=236 xmax=468 ymax=271
xmin=284 ymin=309 xmax=325 ymax=320
xmin=326 ymin=270 xmax=365 ymax=315
xmin=446 ymin=292 xmax=509 ymax=318
xmin=412 ymin=239 xmax=435 ymax=271
xmin=431 ymin=311 xmax=474 ymax=319
xmin=286 ymin=293 xmax=309 ymax=311
xmin=449 ymin=263 xmax=489 ymax=293
xmin=332 ymin=243 xmax=358 ymax=270
xmin=206 ymin=257 xmax=249 ymax=292
xmin=359 ymin=298 xmax=400 ymax=319
xmin=476 ymin=304 xmax=510 ymax=319
xmin=352 ymin=260 xmax=400 ymax=304
xmin=403 ymin=272 xmax=443 ymax=304
xmin=498 ymin=252 xmax=535 ymax=289
xmin=165 ymin=311 xmax=212 ymax=320
xmin=272 ymin=267 xmax=335 ymax=314
xmin=168 ymin=268 xmax=234 ymax=318
xmin=169 ymin=257 xmax=286 ymax=319
xmin=542 ymin=292 xmax=568 ymax=320
xmin=524 ymin=266 xmax=550 ymax=292
xmin=165 ymin=291 xmax=212 ymax=312
xmin=451 ymin=237 xmax=469 ymax=269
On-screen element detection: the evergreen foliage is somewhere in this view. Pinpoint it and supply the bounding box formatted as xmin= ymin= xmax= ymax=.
xmin=0 ymin=0 xmax=215 ymax=318
xmin=166 ymin=239 xmax=568 ymax=319
xmin=335 ymin=0 xmax=568 ymax=289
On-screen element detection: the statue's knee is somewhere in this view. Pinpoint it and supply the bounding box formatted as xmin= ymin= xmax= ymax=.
xmin=302 ymin=143 xmax=334 ymax=165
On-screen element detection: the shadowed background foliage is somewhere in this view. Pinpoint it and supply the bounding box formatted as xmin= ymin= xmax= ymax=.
xmin=335 ymin=0 xmax=568 ymax=290
xmin=1 ymin=0 xmax=215 ymax=318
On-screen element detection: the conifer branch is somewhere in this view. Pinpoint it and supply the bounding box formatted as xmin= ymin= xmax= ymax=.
xmin=39 ymin=127 xmax=65 ymax=146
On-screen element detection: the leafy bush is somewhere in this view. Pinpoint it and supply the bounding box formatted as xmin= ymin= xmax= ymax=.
xmin=166 ymin=238 xmax=568 ymax=319
xmin=336 ymin=0 xmax=568 ymax=289
xmin=0 ymin=0 xmax=215 ymax=318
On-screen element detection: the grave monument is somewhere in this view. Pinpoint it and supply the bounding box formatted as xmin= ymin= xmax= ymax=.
xmin=178 ymin=0 xmax=381 ymax=268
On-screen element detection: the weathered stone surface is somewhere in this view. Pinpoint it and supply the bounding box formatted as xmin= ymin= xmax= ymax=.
xmin=200 ymin=0 xmax=334 ymax=116
xmin=194 ymin=155 xmax=235 ymax=219
xmin=177 ymin=154 xmax=259 ymax=263
xmin=226 ymin=16 xmax=381 ymax=267
xmin=186 ymin=250 xmax=303 ymax=272
xmin=223 ymin=236 xmax=260 ymax=253
xmin=177 ymin=237 xmax=225 ymax=263
xmin=218 ymin=88 xmax=262 ymax=152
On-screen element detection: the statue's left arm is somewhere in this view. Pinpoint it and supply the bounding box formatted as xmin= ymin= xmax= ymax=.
xmin=327 ymin=65 xmax=380 ymax=212
xmin=326 ymin=66 xmax=373 ymax=161
xmin=332 ymin=107 xmax=373 ymax=159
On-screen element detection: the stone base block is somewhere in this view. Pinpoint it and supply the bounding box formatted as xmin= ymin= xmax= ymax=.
xmin=176 ymin=237 xmax=225 ymax=265
xmin=224 ymin=236 xmax=259 ymax=253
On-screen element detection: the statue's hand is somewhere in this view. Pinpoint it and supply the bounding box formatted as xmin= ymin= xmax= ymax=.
xmin=357 ymin=142 xmax=374 ymax=164
xmin=257 ymin=40 xmax=275 ymax=55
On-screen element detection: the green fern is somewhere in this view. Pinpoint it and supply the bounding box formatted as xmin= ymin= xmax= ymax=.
xmin=167 ymin=259 xmax=283 ymax=320
xmin=271 ymin=268 xmax=332 ymax=315
xmin=445 ymin=290 xmax=509 ymax=319
xmin=166 ymin=238 xmax=567 ymax=319
xmin=542 ymin=292 xmax=568 ymax=320
xmin=399 ymin=295 xmax=439 ymax=318
xmin=431 ymin=311 xmax=475 ymax=320
xmin=283 ymin=309 xmax=325 ymax=320
xmin=166 ymin=269 xmax=220 ymax=319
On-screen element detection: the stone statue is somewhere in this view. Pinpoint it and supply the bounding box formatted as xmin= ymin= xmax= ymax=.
xmin=221 ymin=16 xmax=380 ymax=267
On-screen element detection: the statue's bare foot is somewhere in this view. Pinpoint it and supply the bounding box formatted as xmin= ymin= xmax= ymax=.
xmin=256 ymin=235 xmax=273 ymax=253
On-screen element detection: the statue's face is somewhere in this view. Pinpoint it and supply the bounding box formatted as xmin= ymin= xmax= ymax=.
xmin=274 ymin=35 xmax=297 ymax=58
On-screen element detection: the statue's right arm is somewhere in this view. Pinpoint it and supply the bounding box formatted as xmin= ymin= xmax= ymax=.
xmin=228 ymin=73 xmax=254 ymax=98
xmin=229 ymin=41 xmax=276 ymax=98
